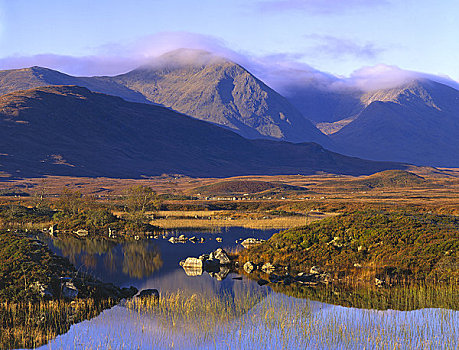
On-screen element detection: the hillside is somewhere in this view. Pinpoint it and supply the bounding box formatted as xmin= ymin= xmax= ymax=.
xmin=0 ymin=86 xmax=405 ymax=179
xmin=192 ymin=180 xmax=305 ymax=196
xmin=354 ymin=170 xmax=425 ymax=188
xmin=345 ymin=170 xmax=427 ymax=190
xmin=283 ymin=85 xmax=362 ymax=124
xmin=0 ymin=66 xmax=149 ymax=103
xmin=239 ymin=211 xmax=459 ymax=280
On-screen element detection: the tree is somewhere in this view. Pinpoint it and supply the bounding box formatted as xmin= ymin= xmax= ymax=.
xmin=124 ymin=185 xmax=161 ymax=221
xmin=58 ymin=189 xmax=83 ymax=216
xmin=31 ymin=179 xmax=48 ymax=209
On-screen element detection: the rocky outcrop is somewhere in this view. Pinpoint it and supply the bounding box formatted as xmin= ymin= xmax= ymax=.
xmin=30 ymin=282 xmax=54 ymax=299
xmin=209 ymin=248 xmax=231 ymax=265
xmin=61 ymin=281 xmax=79 ymax=299
xmin=180 ymin=248 xmax=233 ymax=280
xmin=75 ymin=229 xmax=89 ymax=237
xmin=181 ymin=257 xmax=204 ymax=276
xmin=261 ymin=263 xmax=275 ymax=274
xmin=241 ymin=260 xmax=332 ymax=287
xmin=169 ymin=234 xmax=188 ymax=243
xmin=240 ymin=238 xmax=265 ymax=249
xmin=203 ymin=259 xmax=220 ymax=273
xmin=209 ymin=266 xmax=230 ymax=281
xmin=257 ymin=279 xmax=269 ymax=286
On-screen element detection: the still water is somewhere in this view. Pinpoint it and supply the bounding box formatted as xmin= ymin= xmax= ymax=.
xmin=34 ymin=228 xmax=458 ymax=350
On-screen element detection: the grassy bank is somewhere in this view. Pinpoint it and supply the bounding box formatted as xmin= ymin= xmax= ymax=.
xmin=238 ymin=211 xmax=458 ymax=283
xmin=0 ymin=230 xmax=139 ymax=349
xmin=0 ymin=230 xmax=75 ymax=302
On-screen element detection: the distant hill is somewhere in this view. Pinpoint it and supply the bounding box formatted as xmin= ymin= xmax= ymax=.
xmin=0 ymin=66 xmax=149 ymax=103
xmin=192 ymin=180 xmax=305 ymax=196
xmin=330 ymin=79 xmax=459 ymax=166
xmin=350 ymin=170 xmax=426 ymax=189
xmin=0 ymin=86 xmax=405 ymax=178
xmin=317 ymin=170 xmax=428 ymax=192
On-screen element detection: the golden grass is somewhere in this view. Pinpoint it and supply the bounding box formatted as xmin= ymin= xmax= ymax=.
xmin=155 ymin=210 xmax=221 ymax=217
xmin=0 ymin=298 xmax=114 ymax=349
xmin=150 ymin=213 xmax=337 ymax=230
xmin=2 ymin=286 xmax=457 ymax=349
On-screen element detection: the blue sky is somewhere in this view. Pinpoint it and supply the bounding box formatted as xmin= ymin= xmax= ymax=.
xmin=0 ymin=0 xmax=458 ymax=85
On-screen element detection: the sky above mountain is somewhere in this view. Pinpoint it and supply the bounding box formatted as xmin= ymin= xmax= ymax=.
xmin=0 ymin=0 xmax=457 ymax=90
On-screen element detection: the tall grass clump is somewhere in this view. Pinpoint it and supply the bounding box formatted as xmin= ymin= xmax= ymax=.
xmin=0 ymin=298 xmax=115 ymax=349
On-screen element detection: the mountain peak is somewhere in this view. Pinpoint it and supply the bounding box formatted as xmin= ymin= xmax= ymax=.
xmin=360 ymin=78 xmax=458 ymax=111
xmin=114 ymin=50 xmax=330 ymax=144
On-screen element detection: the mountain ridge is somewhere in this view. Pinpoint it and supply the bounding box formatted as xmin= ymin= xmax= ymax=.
xmin=0 ymin=85 xmax=405 ymax=179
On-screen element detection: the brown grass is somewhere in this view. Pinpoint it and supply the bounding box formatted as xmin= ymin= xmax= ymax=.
xmin=150 ymin=213 xmax=338 ymax=230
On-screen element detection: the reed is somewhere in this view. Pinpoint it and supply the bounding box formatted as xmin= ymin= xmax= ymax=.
xmin=0 ymin=298 xmax=115 ymax=349
xmin=120 ymin=289 xmax=458 ymax=350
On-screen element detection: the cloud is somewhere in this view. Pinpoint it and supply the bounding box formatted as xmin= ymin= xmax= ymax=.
xmin=0 ymin=32 xmax=247 ymax=77
xmin=0 ymin=31 xmax=457 ymax=94
xmin=305 ymin=35 xmax=383 ymax=60
xmin=258 ymin=0 xmax=389 ymax=14
xmin=244 ymin=53 xmax=340 ymax=93
xmin=0 ymin=54 xmax=141 ymax=76
xmin=344 ymin=64 xmax=459 ymax=91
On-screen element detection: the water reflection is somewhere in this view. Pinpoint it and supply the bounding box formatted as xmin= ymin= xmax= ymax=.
xmin=41 ymin=227 xmax=277 ymax=287
xmin=122 ymin=242 xmax=163 ymax=279
xmin=47 ymin=235 xmax=163 ymax=279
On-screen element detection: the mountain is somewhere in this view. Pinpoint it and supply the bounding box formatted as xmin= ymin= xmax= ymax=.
xmin=0 ymin=50 xmax=330 ymax=146
xmin=330 ymin=79 xmax=459 ymax=166
xmin=0 ymin=85 xmax=404 ymax=178
xmin=110 ymin=49 xmax=329 ymax=144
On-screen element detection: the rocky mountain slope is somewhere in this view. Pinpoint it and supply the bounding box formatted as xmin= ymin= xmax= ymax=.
xmin=0 ymin=86 xmax=404 ymax=178
xmin=111 ymin=49 xmax=329 ymax=144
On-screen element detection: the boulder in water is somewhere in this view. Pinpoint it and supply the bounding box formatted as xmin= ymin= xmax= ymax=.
xmin=209 ymin=248 xmax=231 ymax=265
xmin=243 ymin=261 xmax=256 ymax=273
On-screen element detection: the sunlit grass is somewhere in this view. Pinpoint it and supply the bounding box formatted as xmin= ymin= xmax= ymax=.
xmin=0 ymin=298 xmax=114 ymax=349
xmin=150 ymin=215 xmax=334 ymax=230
